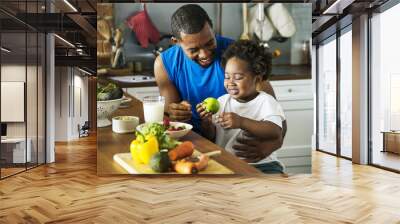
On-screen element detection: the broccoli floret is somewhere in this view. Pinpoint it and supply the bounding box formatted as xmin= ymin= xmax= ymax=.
xmin=141 ymin=123 xmax=179 ymax=150
xmin=141 ymin=123 xmax=166 ymax=140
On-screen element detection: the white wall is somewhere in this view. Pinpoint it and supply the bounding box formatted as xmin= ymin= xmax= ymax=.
xmin=55 ymin=67 xmax=68 ymax=141
xmin=54 ymin=67 xmax=89 ymax=141
xmin=1 ymin=65 xmax=34 ymax=137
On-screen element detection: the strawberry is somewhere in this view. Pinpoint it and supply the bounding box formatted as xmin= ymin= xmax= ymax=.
xmin=163 ymin=118 xmax=170 ymax=128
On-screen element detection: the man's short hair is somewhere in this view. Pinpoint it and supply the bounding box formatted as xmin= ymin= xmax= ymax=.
xmin=171 ymin=4 xmax=213 ymax=39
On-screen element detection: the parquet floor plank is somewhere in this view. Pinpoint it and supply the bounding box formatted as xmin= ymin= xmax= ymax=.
xmin=0 ymin=135 xmax=399 ymax=223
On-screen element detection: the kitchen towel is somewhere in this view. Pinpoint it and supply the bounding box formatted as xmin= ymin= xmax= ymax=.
xmin=126 ymin=4 xmax=160 ymax=48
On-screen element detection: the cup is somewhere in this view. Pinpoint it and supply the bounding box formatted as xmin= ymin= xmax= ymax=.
xmin=112 ymin=116 xmax=139 ymax=134
xmin=142 ymin=96 xmax=165 ymax=123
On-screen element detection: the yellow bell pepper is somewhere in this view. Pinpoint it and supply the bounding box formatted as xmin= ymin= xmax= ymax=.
xmin=137 ymin=135 xmax=159 ymax=165
xmin=130 ymin=139 xmax=142 ymax=163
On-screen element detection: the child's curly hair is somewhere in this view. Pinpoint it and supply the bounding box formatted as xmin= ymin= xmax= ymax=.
xmin=221 ymin=40 xmax=272 ymax=81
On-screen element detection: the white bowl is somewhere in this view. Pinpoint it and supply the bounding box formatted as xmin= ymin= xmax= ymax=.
xmin=112 ymin=116 xmax=139 ymax=133
xmin=136 ymin=122 xmax=193 ymax=139
xmin=97 ymin=98 xmax=124 ymax=127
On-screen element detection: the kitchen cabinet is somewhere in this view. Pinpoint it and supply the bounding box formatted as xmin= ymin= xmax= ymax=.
xmin=271 ymin=79 xmax=313 ymax=174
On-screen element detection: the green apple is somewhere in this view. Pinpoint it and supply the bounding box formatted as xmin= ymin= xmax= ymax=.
xmin=202 ymin=97 xmax=220 ymax=114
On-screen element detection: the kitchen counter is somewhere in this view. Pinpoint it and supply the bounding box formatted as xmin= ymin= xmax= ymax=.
xmin=97 ymin=93 xmax=262 ymax=176
xmin=102 ymin=64 xmax=311 ymax=88
xmin=103 ymin=71 xmax=158 ymax=88
xmin=270 ymin=65 xmax=311 ymax=80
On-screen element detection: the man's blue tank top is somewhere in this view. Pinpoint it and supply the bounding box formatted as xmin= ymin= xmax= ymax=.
xmin=161 ymin=35 xmax=233 ymax=133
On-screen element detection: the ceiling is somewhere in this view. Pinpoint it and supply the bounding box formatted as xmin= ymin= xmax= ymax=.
xmin=311 ymin=0 xmax=390 ymax=43
xmin=0 ymin=0 xmax=96 ymax=74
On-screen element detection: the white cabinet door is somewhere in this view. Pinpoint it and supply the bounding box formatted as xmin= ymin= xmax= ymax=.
xmin=271 ymin=79 xmax=313 ymax=174
xmin=126 ymin=87 xmax=160 ymax=102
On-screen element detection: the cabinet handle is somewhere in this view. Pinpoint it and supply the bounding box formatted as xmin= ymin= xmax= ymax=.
xmin=288 ymin=88 xmax=293 ymax=93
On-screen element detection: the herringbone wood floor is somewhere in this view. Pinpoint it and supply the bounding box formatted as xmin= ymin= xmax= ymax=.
xmin=1 ymin=135 xmax=400 ymax=224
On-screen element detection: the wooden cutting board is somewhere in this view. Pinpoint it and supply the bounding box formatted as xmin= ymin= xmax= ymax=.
xmin=113 ymin=150 xmax=234 ymax=174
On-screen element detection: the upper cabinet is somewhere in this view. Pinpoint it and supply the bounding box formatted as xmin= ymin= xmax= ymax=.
xmin=107 ymin=3 xmax=311 ymax=80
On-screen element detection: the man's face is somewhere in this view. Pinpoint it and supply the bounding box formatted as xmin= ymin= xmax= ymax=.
xmin=178 ymin=23 xmax=217 ymax=67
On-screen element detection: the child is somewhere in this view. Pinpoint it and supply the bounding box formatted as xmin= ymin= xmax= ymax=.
xmin=196 ymin=40 xmax=286 ymax=174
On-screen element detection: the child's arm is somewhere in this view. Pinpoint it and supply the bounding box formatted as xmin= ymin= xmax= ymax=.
xmin=216 ymin=112 xmax=282 ymax=140
xmin=196 ymin=103 xmax=216 ymax=141
xmin=240 ymin=117 xmax=282 ymax=140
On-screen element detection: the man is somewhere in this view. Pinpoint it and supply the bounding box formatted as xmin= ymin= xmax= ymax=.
xmin=154 ymin=4 xmax=286 ymax=165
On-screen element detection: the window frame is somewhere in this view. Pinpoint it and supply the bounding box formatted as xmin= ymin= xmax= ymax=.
xmin=315 ymin=23 xmax=353 ymax=161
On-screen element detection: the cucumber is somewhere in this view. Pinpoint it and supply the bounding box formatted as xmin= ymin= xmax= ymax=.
xmin=150 ymin=149 xmax=171 ymax=173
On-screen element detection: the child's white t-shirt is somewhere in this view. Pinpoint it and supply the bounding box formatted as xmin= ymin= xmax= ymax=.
xmin=213 ymin=92 xmax=286 ymax=165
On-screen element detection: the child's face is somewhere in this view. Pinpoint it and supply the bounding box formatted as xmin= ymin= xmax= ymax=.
xmin=224 ymin=57 xmax=261 ymax=102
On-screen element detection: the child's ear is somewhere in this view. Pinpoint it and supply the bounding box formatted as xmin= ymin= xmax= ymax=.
xmin=254 ymin=75 xmax=263 ymax=84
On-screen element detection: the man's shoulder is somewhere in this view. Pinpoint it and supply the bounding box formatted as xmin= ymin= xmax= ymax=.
xmin=216 ymin=35 xmax=234 ymax=57
xmin=161 ymin=44 xmax=184 ymax=67
xmin=162 ymin=44 xmax=180 ymax=56
xmin=216 ymin=35 xmax=234 ymax=48
xmin=216 ymin=35 xmax=234 ymax=43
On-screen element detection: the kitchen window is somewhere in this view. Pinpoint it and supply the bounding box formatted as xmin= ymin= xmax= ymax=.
xmin=370 ymin=2 xmax=400 ymax=172
xmin=316 ymin=24 xmax=353 ymax=159
xmin=317 ymin=35 xmax=337 ymax=155
xmin=339 ymin=26 xmax=352 ymax=159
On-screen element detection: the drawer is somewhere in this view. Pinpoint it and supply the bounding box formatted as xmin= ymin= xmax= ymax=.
xmin=270 ymin=80 xmax=313 ymax=101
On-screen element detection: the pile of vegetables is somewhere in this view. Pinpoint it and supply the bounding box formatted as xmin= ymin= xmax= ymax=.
xmin=140 ymin=123 xmax=179 ymax=149
xmin=97 ymin=82 xmax=123 ymax=101
xmin=130 ymin=122 xmax=210 ymax=174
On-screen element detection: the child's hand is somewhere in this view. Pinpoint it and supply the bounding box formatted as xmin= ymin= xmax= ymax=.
xmin=196 ymin=103 xmax=212 ymax=120
xmin=216 ymin=112 xmax=242 ymax=129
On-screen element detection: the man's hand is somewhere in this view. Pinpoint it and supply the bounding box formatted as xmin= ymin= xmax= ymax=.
xmin=168 ymin=101 xmax=192 ymax=122
xmin=216 ymin=112 xmax=242 ymax=129
xmin=233 ymin=131 xmax=283 ymax=163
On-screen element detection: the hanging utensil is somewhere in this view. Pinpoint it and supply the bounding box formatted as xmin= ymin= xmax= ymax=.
xmin=240 ymin=3 xmax=250 ymax=40
xmin=256 ymin=3 xmax=269 ymax=48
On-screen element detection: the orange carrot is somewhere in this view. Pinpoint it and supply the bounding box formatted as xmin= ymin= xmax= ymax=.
xmin=194 ymin=154 xmax=209 ymax=171
xmin=168 ymin=141 xmax=194 ymax=161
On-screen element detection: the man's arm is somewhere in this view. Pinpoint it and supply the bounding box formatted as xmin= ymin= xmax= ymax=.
xmin=154 ymin=55 xmax=181 ymax=111
xmin=154 ymin=56 xmax=192 ymax=121
xmin=257 ymin=80 xmax=276 ymax=98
